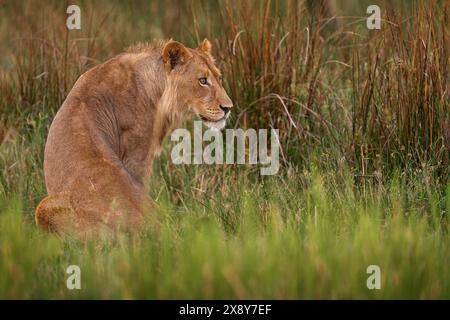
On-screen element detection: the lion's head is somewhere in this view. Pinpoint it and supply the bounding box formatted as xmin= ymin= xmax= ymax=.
xmin=162 ymin=39 xmax=233 ymax=130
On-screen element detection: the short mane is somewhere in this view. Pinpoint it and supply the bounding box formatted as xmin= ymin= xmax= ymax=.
xmin=125 ymin=39 xmax=168 ymax=54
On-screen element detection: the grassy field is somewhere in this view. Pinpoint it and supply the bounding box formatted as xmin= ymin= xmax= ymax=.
xmin=0 ymin=0 xmax=449 ymax=299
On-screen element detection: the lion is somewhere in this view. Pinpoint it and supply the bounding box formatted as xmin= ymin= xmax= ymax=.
xmin=35 ymin=39 xmax=233 ymax=238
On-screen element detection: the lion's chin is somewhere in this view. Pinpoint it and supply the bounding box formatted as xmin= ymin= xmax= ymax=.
xmin=203 ymin=118 xmax=226 ymax=131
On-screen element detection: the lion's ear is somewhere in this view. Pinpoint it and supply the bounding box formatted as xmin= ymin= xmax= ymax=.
xmin=197 ymin=38 xmax=212 ymax=53
xmin=162 ymin=41 xmax=192 ymax=70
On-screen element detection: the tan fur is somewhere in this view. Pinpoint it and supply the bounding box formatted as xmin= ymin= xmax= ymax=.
xmin=35 ymin=39 xmax=233 ymax=238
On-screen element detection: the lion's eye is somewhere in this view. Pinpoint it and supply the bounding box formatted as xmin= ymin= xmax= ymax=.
xmin=199 ymin=77 xmax=208 ymax=86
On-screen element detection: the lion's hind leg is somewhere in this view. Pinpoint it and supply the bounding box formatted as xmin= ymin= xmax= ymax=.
xmin=35 ymin=192 xmax=136 ymax=239
xmin=35 ymin=192 xmax=87 ymax=237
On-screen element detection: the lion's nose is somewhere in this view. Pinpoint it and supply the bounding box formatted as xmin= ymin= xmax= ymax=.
xmin=220 ymin=105 xmax=232 ymax=115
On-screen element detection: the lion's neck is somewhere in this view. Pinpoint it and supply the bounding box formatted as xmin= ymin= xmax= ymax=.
xmin=153 ymin=85 xmax=186 ymax=145
xmin=134 ymin=54 xmax=189 ymax=179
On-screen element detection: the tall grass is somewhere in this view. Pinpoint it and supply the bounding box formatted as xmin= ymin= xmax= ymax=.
xmin=0 ymin=0 xmax=449 ymax=299
xmin=351 ymin=3 xmax=449 ymax=181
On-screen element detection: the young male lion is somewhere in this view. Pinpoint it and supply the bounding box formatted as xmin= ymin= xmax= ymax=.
xmin=35 ymin=39 xmax=233 ymax=237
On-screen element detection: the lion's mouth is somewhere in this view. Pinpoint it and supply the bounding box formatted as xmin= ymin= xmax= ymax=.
xmin=199 ymin=111 xmax=230 ymax=123
xmin=199 ymin=115 xmax=227 ymax=131
xmin=199 ymin=115 xmax=226 ymax=123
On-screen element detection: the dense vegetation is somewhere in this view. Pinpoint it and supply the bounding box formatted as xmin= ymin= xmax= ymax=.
xmin=0 ymin=0 xmax=449 ymax=298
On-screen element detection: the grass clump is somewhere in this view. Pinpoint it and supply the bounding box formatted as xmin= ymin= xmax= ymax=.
xmin=0 ymin=0 xmax=448 ymax=299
